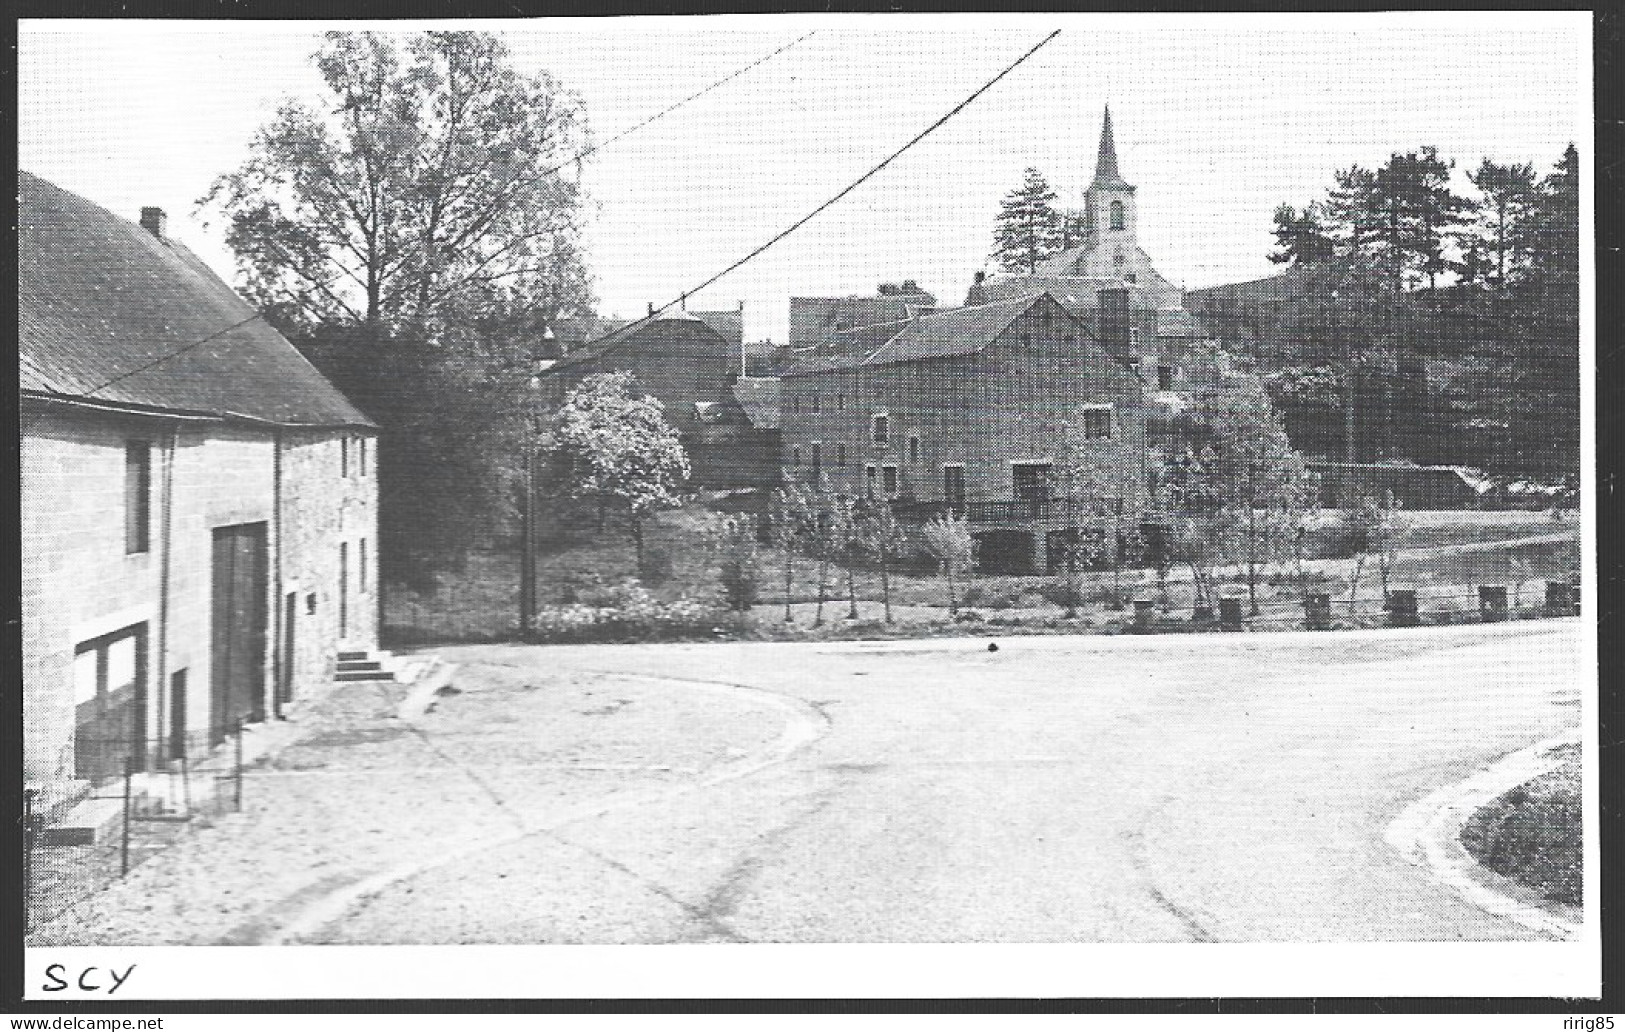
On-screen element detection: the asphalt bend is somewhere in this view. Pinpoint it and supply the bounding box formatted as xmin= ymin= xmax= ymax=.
xmin=353 ymin=621 xmax=1585 ymax=943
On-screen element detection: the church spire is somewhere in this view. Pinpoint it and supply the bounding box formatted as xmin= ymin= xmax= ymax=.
xmin=1091 ymin=105 xmax=1131 ymax=189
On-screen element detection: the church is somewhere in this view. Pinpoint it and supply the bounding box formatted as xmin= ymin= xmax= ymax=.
xmin=967 ymin=106 xmax=1223 ymax=401
xmin=1029 ymin=105 xmax=1185 ymax=312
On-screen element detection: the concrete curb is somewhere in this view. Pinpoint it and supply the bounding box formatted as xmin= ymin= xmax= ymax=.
xmin=393 ymin=656 xmax=457 ymax=721
xmin=1384 ymin=735 xmax=1581 ymax=940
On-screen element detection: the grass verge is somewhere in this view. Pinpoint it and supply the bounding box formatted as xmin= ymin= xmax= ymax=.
xmin=1458 ymin=745 xmax=1581 ymax=907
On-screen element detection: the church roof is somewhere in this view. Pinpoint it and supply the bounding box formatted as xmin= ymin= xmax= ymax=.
xmin=1090 ymin=105 xmax=1133 ymax=191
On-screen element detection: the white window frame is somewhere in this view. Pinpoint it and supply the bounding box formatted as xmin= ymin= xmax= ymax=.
xmin=871 ymin=411 xmax=890 ymax=447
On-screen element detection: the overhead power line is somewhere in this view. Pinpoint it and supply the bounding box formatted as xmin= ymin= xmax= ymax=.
xmin=546 ymin=28 xmax=819 ymax=178
xmin=626 ymin=29 xmax=1062 ymax=333
xmin=27 ymin=30 xmax=820 ymax=415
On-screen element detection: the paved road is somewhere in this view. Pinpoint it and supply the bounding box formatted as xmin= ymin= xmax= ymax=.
xmin=314 ymin=620 xmax=1582 ymax=945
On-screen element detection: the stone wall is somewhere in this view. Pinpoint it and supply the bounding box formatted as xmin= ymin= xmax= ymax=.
xmin=21 ymin=402 xmax=376 ymax=791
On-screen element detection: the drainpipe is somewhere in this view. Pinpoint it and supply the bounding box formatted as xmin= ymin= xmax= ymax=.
xmin=155 ymin=424 xmax=177 ymax=764
xmin=271 ymin=429 xmax=284 ymax=719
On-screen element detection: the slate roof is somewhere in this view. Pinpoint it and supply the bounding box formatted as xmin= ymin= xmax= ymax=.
xmin=1090 ymin=105 xmax=1134 ymax=191
xmin=690 ymin=309 xmax=744 ymax=347
xmin=782 ymin=296 xmax=1049 ymax=376
xmin=543 ymin=309 xmax=726 ymax=373
xmin=788 ymin=294 xmax=931 ymax=350
xmin=964 ymin=273 xmax=1135 ymax=315
xmin=1184 ymin=265 xmax=1316 ymax=307
xmin=19 ymin=171 xmax=373 ymax=428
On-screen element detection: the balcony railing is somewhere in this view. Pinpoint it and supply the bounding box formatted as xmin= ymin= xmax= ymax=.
xmin=887 ymin=497 xmax=1089 ymax=525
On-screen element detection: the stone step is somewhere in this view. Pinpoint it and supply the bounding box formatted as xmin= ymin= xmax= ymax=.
xmin=336 ymin=659 xmax=384 ymax=672
xmin=336 ymin=650 xmax=370 ymax=662
xmin=334 ymin=669 xmax=395 ymax=682
xmin=41 ymin=793 xmax=140 ymax=847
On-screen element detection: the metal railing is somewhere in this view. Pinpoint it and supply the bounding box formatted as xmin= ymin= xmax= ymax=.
xmin=24 ymin=722 xmax=246 ymax=937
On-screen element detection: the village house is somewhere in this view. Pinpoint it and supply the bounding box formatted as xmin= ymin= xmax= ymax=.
xmin=964 ymin=107 xmax=1228 ymax=464
xmin=535 ymin=306 xmax=779 ymax=488
xmin=20 ymin=172 xmax=380 ymax=813
xmin=777 ymin=292 xmax=1149 ymax=574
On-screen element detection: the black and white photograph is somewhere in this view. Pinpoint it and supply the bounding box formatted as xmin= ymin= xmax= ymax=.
xmin=16 ymin=11 xmax=1596 ymax=1003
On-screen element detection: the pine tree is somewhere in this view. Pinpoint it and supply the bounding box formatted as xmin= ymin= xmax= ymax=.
xmin=1464 ymin=158 xmax=1541 ymax=289
xmin=1269 ymin=202 xmax=1337 ymax=266
xmin=992 ymin=167 xmax=1064 ymax=274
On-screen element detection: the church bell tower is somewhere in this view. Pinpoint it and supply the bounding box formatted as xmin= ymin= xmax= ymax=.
xmin=1084 ymin=105 xmax=1137 ymax=249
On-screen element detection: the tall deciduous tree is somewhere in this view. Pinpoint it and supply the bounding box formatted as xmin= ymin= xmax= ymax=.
xmin=992 ymin=167 xmax=1063 ymax=274
xmin=545 ymin=372 xmax=690 ymax=570
xmin=855 ymin=497 xmax=908 ymax=624
xmin=921 ymin=514 xmax=977 ymax=616
xmin=1188 ymin=377 xmax=1314 ymax=615
xmin=201 ymin=30 xmax=592 ymax=337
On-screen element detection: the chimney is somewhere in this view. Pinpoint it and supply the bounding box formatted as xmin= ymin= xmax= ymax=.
xmin=648 ymin=301 xmax=656 ymax=316
xmin=974 ymin=271 xmax=986 ymax=285
xmin=139 ymin=207 xmax=167 ymax=240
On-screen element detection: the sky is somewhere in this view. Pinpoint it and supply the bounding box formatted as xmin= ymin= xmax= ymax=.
xmin=18 ymin=13 xmax=1589 ymax=344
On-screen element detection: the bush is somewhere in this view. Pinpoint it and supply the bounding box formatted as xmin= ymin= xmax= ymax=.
xmin=638 ymin=545 xmax=675 ymax=585
xmin=718 ymin=558 xmax=761 ymax=612
xmin=527 ymin=579 xmax=723 ymax=644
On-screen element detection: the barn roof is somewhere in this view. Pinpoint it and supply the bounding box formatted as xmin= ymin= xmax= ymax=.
xmin=965 ymin=273 xmax=1138 ymax=314
xmin=782 ymin=296 xmax=1057 ymax=376
xmin=544 ymin=309 xmax=727 ymax=373
xmin=18 ymin=171 xmax=373 ymax=428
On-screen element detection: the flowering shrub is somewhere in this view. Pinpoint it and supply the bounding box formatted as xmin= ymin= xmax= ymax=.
xmin=528 ymin=578 xmax=723 ymax=643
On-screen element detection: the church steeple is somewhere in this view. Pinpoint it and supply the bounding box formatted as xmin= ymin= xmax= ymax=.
xmin=1091 ymin=105 xmax=1131 ymax=190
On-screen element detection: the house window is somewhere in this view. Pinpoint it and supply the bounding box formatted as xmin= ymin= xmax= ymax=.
xmin=882 ymin=466 xmax=899 ymax=497
xmin=1158 ymin=365 xmax=1175 ymax=391
xmin=360 ymin=537 xmax=367 ymax=593
xmin=125 ymin=440 xmax=151 ymax=554
xmin=872 ymin=413 xmax=889 ymax=446
xmin=1126 ymin=273 xmax=1138 ymax=284
xmin=341 ymin=436 xmax=349 ymax=478
xmin=359 ymin=437 xmax=367 ymax=477
xmin=836 ymin=443 xmax=846 ymax=467
xmin=811 ymin=442 xmax=822 ymax=477
xmin=1128 ymin=327 xmax=1140 ymax=348
xmin=1110 ymin=200 xmax=1125 ymax=231
xmin=811 ymin=393 xmax=821 ymax=414
xmin=792 ymin=446 xmax=802 ymax=467
xmin=837 ymin=393 xmax=845 ymax=411
xmin=908 ymin=434 xmax=920 ymax=464
xmin=1081 ymin=405 xmax=1113 ymax=439
xmin=1113 ymin=251 xmax=1125 ymax=267
xmin=865 ymin=465 xmax=878 ymax=498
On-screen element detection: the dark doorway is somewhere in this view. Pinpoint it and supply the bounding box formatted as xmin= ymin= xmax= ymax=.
xmin=169 ymin=669 xmax=188 ymax=762
xmin=211 ymin=522 xmax=268 ymax=744
xmin=943 ymin=466 xmax=965 ymax=513
xmin=1011 ymin=463 xmax=1052 ymax=516
xmin=976 ymin=530 xmax=1038 ymax=575
xmin=339 ymin=541 xmax=349 ymax=641
xmin=279 ymin=591 xmax=297 ymax=710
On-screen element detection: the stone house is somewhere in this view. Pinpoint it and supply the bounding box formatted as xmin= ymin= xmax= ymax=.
xmin=777 ymin=293 xmax=1148 ymax=574
xmin=536 ymin=308 xmax=779 ymax=488
xmin=20 ymin=172 xmax=379 ymax=806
